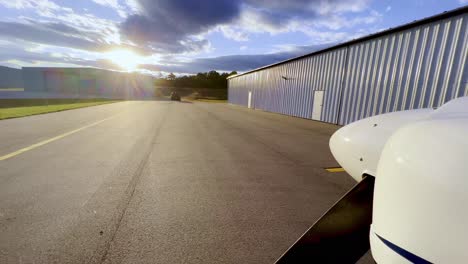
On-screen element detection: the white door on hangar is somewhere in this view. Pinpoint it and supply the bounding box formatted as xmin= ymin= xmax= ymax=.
xmin=248 ymin=91 xmax=252 ymax=108
xmin=312 ymin=90 xmax=324 ymax=120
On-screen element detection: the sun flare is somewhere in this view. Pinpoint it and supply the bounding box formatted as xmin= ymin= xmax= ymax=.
xmin=105 ymin=49 xmax=143 ymax=71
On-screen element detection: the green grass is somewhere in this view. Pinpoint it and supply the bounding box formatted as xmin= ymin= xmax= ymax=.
xmin=0 ymin=98 xmax=116 ymax=108
xmin=0 ymin=88 xmax=24 ymax=92
xmin=0 ymin=101 xmax=119 ymax=120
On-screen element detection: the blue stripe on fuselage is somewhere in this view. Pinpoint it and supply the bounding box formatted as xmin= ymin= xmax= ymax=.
xmin=376 ymin=233 xmax=432 ymax=264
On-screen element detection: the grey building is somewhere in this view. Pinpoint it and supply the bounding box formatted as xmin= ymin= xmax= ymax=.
xmin=0 ymin=66 xmax=23 ymax=89
xmin=227 ymin=6 xmax=468 ymax=125
xmin=19 ymin=67 xmax=154 ymax=99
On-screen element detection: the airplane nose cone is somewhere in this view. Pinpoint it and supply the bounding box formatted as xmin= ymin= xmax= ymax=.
xmin=330 ymin=123 xmax=368 ymax=181
xmin=330 ymin=109 xmax=433 ymax=182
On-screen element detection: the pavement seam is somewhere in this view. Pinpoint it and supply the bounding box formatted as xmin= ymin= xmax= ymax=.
xmin=98 ymin=107 xmax=169 ymax=264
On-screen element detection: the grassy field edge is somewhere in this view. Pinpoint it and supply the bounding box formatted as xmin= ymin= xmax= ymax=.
xmin=0 ymin=100 xmax=120 ymax=120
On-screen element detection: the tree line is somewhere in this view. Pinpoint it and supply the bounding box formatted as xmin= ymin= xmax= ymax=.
xmin=154 ymin=70 xmax=238 ymax=89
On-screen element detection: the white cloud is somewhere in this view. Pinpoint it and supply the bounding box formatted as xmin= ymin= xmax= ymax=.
xmin=315 ymin=0 xmax=370 ymax=15
xmin=49 ymin=13 xmax=120 ymax=43
xmin=92 ymin=0 xmax=119 ymax=8
xmin=233 ymin=0 xmax=378 ymax=42
xmin=0 ymin=0 xmax=68 ymax=17
xmin=0 ymin=0 xmax=120 ymax=45
xmin=0 ymin=0 xmax=59 ymax=10
xmin=219 ymin=26 xmax=249 ymax=42
xmin=300 ymin=28 xmax=352 ymax=44
xmin=237 ymin=6 xmax=292 ymax=34
xmin=91 ymin=0 xmax=127 ymax=18
xmin=312 ymin=10 xmax=383 ymax=30
xmin=0 ymin=0 xmax=389 ymax=74
xmin=123 ymin=0 xmax=141 ymax=14
xmin=4 ymin=59 xmax=78 ymax=68
xmin=385 ymin=6 xmax=392 ymax=12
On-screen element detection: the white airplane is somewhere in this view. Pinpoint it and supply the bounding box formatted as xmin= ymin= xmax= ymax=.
xmin=276 ymin=96 xmax=468 ymax=263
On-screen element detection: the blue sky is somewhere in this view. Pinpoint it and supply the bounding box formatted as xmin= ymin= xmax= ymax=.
xmin=0 ymin=0 xmax=466 ymax=75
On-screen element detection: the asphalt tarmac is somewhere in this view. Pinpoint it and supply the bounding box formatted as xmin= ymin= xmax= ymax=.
xmin=0 ymin=101 xmax=359 ymax=263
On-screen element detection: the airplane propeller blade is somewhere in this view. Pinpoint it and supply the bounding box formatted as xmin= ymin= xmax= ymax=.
xmin=275 ymin=175 xmax=375 ymax=264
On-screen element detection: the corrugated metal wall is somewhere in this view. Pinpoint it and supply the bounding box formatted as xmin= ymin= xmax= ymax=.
xmin=228 ymin=12 xmax=468 ymax=125
xmin=228 ymin=48 xmax=348 ymax=122
xmin=339 ymin=13 xmax=468 ymax=124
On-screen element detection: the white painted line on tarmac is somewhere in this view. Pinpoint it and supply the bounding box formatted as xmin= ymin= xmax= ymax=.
xmin=0 ymin=114 xmax=119 ymax=161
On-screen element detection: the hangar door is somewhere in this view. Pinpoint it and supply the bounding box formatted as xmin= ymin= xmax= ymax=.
xmin=312 ymin=91 xmax=324 ymax=120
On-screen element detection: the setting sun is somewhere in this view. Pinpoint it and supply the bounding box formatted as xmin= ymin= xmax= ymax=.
xmin=105 ymin=49 xmax=143 ymax=71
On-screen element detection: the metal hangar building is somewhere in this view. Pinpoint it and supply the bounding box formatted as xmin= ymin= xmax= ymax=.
xmin=227 ymin=6 xmax=468 ymax=125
